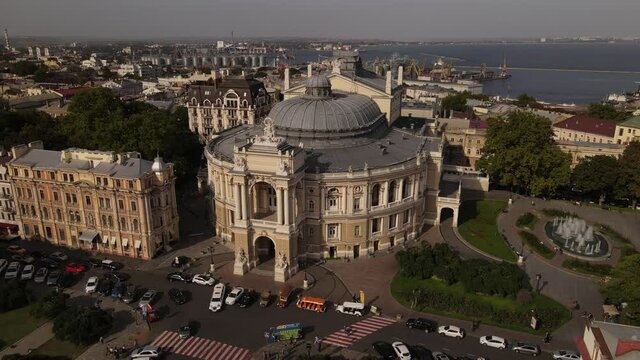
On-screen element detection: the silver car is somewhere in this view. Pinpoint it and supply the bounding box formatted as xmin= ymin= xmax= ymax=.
xmin=4 ymin=261 xmax=21 ymax=280
xmin=552 ymin=350 xmax=581 ymax=360
xmin=33 ymin=267 xmax=49 ymax=283
xmin=130 ymin=345 xmax=161 ymax=358
xmin=138 ymin=290 xmax=157 ymax=308
xmin=512 ymin=342 xmax=541 ymax=356
xmin=21 ymin=264 xmax=35 ymax=280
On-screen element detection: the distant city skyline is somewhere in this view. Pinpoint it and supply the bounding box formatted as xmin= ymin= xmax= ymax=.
xmin=1 ymin=0 xmax=639 ymax=41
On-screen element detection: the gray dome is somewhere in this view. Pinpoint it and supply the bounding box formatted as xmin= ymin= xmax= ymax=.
xmin=270 ymin=92 xmax=384 ymax=140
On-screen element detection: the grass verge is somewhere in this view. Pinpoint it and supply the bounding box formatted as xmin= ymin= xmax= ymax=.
xmin=458 ymin=200 xmax=516 ymax=262
xmin=32 ymin=337 xmax=87 ymax=359
xmin=0 ymin=305 xmax=48 ymax=351
xmin=391 ymin=274 xmax=571 ymax=334
xmin=519 ymin=230 xmax=555 ymax=259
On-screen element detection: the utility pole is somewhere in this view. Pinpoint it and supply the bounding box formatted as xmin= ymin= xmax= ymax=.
xmin=4 ymin=29 xmax=10 ymax=51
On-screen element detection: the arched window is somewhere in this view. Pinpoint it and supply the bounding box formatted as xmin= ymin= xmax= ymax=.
xmin=120 ymin=217 xmax=127 ymax=231
xmin=308 ymin=200 xmax=315 ymax=212
xmin=371 ymin=184 xmax=381 ymax=207
xmin=133 ymin=219 xmax=139 ymax=232
xmin=75 ymin=211 xmax=81 ymax=223
xmin=388 ymin=181 xmax=397 ymax=203
xmin=56 ymin=209 xmax=62 ymax=221
xmin=203 ymin=99 xmax=211 ymax=106
xmin=101 ymin=215 xmax=107 ymax=227
xmin=402 ymin=178 xmax=412 ymax=199
xmin=242 ymin=99 xmax=248 ymax=108
xmin=108 ymin=216 xmax=113 ymax=228
xmin=215 ymin=98 xmax=222 ymax=106
xmin=190 ymin=97 xmax=197 ymax=106
xmin=327 ymin=188 xmax=340 ymax=210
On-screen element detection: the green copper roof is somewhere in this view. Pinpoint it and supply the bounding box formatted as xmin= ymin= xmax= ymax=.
xmin=620 ymin=115 xmax=640 ymax=129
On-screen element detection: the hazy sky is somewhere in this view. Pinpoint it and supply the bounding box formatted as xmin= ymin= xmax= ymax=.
xmin=1 ymin=0 xmax=639 ymax=40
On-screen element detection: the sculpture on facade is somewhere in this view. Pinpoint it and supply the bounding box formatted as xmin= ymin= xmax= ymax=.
xmin=275 ymin=252 xmax=288 ymax=269
xmin=233 ymin=156 xmax=247 ymax=171
xmin=237 ymin=248 xmax=248 ymax=264
xmin=277 ymin=161 xmax=290 ymax=176
xmin=331 ymin=58 xmax=343 ymax=74
xmin=254 ymin=118 xmax=283 ymax=146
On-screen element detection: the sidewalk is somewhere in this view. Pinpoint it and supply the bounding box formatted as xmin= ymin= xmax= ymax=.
xmin=0 ymin=322 xmax=54 ymax=358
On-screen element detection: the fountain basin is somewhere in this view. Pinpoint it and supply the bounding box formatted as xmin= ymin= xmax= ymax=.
xmin=544 ymin=217 xmax=610 ymax=259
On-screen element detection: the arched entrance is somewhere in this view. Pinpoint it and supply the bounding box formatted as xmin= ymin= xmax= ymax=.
xmin=255 ymin=236 xmax=276 ymax=265
xmin=437 ymin=206 xmax=459 ymax=227
xmin=251 ymin=182 xmax=277 ymax=221
xmin=440 ymin=207 xmax=454 ymax=223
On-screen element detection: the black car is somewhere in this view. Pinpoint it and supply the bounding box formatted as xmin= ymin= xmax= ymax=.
xmin=171 ymin=256 xmax=190 ymax=268
xmin=29 ymin=250 xmax=44 ymax=259
xmin=237 ymin=291 xmax=256 ymax=308
xmin=372 ymin=341 xmax=396 ymax=360
xmin=122 ymin=285 xmax=137 ymax=304
xmin=168 ymin=288 xmax=187 ymax=305
xmin=406 ymin=317 xmax=438 ymax=333
xmin=58 ymin=272 xmax=76 ymax=288
xmin=99 ymin=279 xmax=114 ymax=296
xmin=87 ymin=258 xmax=102 ymax=268
xmin=101 ymin=260 xmax=123 ymax=271
xmin=46 ymin=270 xmax=62 ymax=286
xmin=104 ymin=272 xmax=129 ymax=282
xmin=178 ymin=324 xmax=191 ymax=339
xmin=167 ymin=272 xmax=192 ymax=283
xmin=409 ymin=345 xmax=434 ymax=360
xmin=38 ymin=258 xmax=59 ymax=269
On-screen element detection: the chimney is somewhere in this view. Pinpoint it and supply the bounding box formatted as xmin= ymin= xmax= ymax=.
xmin=284 ymin=68 xmax=290 ymax=91
xmin=385 ymin=70 xmax=392 ymax=95
xmin=307 ymin=64 xmax=312 ymax=77
xmin=397 ymin=65 xmax=404 ymax=87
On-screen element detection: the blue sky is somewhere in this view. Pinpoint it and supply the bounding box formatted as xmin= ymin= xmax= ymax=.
xmin=1 ymin=0 xmax=639 ymax=40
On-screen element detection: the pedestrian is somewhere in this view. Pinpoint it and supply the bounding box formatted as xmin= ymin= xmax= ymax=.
xmin=100 ymin=336 xmax=104 ymax=344
xmin=316 ymin=337 xmax=322 ymax=352
xmin=133 ymin=339 xmax=138 ymax=348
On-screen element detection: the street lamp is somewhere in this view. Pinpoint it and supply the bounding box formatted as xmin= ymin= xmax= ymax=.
xmin=535 ymin=274 xmax=542 ymax=293
xmin=208 ymin=245 xmax=215 ymax=274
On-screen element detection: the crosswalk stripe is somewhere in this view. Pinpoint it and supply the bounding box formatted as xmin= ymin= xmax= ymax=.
xmin=193 ymin=339 xmax=214 ymax=358
xmin=157 ymin=331 xmax=179 ymax=349
xmin=322 ymin=316 xmax=396 ymax=348
xmin=205 ymin=341 xmax=224 ymax=360
xmin=212 ymin=342 xmax=231 ymax=360
xmin=173 ymin=336 xmax=197 ymax=354
xmin=186 ymin=337 xmax=206 ymax=357
xmin=152 ymin=330 xmax=172 ymax=348
xmin=223 ymin=346 xmax=241 ymax=360
xmin=150 ymin=331 xmax=250 ymax=360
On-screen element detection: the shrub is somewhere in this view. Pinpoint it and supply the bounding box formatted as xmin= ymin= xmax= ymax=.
xmin=516 ymin=212 xmax=538 ymax=228
xmin=53 ymin=306 xmax=112 ymax=346
xmin=31 ymin=291 xmax=69 ymax=319
xmin=0 ymin=280 xmax=31 ymax=312
xmin=562 ymin=259 xmax=613 ymax=276
xmin=519 ymin=231 xmax=555 ymax=259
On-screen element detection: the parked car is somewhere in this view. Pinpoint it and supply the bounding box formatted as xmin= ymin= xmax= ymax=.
xmin=209 ymin=283 xmax=225 ymax=312
xmin=21 ymin=264 xmax=35 ymax=280
xmin=167 ymin=272 xmax=192 ymax=283
xmin=29 ymin=251 xmax=44 ymax=259
xmin=48 ymin=251 xmax=68 ymax=262
xmin=406 ymin=317 xmax=438 ymax=333
xmin=130 ymin=345 xmax=161 ymax=358
xmin=392 ymin=341 xmax=412 ymax=360
xmin=104 ymin=272 xmax=129 ymax=283
xmin=335 ymin=301 xmax=365 ymax=316
xmin=111 ymin=281 xmax=127 ymax=299
xmin=408 ymin=345 xmax=434 ymax=360
xmin=7 ymin=245 xmax=27 ymax=254
xmin=552 ymin=350 xmax=581 ymax=360
xmin=259 ymin=290 xmax=271 ymax=307
xmin=225 ymin=287 xmax=244 ymax=305
xmin=85 ymin=276 xmax=99 ymax=293
xmin=121 ymin=285 xmax=137 ymax=304
xmin=0 ymin=258 xmax=8 ymax=274
xmin=98 ymin=279 xmax=114 ymax=296
xmin=178 ymin=324 xmax=191 ymax=339
xmin=191 ymin=273 xmax=215 ymax=286
xmin=4 ymin=261 xmax=21 ymax=279
xmin=432 ymin=351 xmax=452 ymax=360
xmin=12 ymin=254 xmax=35 ymax=264
xmin=46 ymin=270 xmax=61 ymax=286
xmin=437 ymin=325 xmax=465 ymax=339
xmin=87 ymin=258 xmax=102 ymax=268
xmin=480 ymin=335 xmax=508 ymax=349
xmin=37 ymin=258 xmax=59 ymax=269
xmin=171 ymin=256 xmax=190 ymax=268
xmin=168 ymin=288 xmax=187 ymax=305
xmin=65 ymin=263 xmax=87 ymax=273
xmin=237 ymin=291 xmax=256 ymax=308
xmin=101 ymin=259 xmax=122 ymax=271
xmin=58 ymin=272 xmax=75 ymax=288
xmin=512 ymin=342 xmax=541 ymax=356
xmin=33 ymin=267 xmax=48 ymax=283
xmin=139 ymin=290 xmax=157 ymax=307
xmin=372 ymin=341 xmax=396 ymax=360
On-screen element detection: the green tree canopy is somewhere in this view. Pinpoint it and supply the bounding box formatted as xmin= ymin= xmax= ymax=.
xmin=10 ymin=61 xmax=40 ymax=76
xmin=53 ymin=306 xmax=113 ymax=345
xmin=600 ymin=254 xmax=640 ymax=325
xmin=618 ymin=141 xmax=640 ymax=207
xmin=441 ymin=93 xmax=468 ymax=112
xmin=30 ymin=291 xmax=69 ymax=319
xmin=571 ymin=155 xmax=623 ymax=204
xmin=514 ymin=93 xmax=538 ymax=108
xmin=0 ymin=280 xmax=31 ymax=312
xmin=587 ymin=103 xmax=628 ymax=122
xmin=477 ymin=111 xmax=571 ymax=196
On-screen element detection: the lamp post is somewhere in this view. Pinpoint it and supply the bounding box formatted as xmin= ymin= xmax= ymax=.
xmin=535 ymin=274 xmax=542 ymax=294
xmin=208 ymin=245 xmax=215 ymax=274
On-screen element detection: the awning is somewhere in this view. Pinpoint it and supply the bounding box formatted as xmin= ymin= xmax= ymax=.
xmin=122 ymin=238 xmax=129 ymax=247
xmin=134 ymin=240 xmax=142 ymax=249
xmin=79 ymin=230 xmax=99 ymax=242
xmin=110 ymin=237 xmax=117 ymax=245
xmin=0 ymin=222 xmax=19 ymax=230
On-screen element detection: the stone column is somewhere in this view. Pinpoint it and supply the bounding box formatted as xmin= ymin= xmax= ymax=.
xmin=284 ymin=187 xmax=290 ymax=225
xmin=234 ymin=184 xmax=241 ymax=221
xmin=399 ymin=178 xmax=405 ymax=200
xmin=276 ymin=188 xmax=283 ymax=225
xmin=413 ymin=175 xmax=420 ymax=200
xmin=342 ymin=187 xmax=348 ymax=213
xmin=241 ymin=184 xmax=248 ymax=220
xmin=383 ymin=181 xmax=389 ymax=206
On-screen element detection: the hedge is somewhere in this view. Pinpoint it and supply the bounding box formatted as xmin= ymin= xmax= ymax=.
xmin=562 ymin=259 xmax=612 ymax=276
xmin=541 ymin=208 xmax=578 ymax=218
xmin=516 ymin=212 xmax=538 ymax=229
xmin=519 ymin=230 xmax=555 ymax=259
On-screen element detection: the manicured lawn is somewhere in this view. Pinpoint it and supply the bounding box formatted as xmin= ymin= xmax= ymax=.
xmin=32 ymin=337 xmax=86 ymax=359
xmin=0 ymin=305 xmax=48 ymax=351
xmin=458 ymin=200 xmax=516 ymax=262
xmin=391 ymin=274 xmax=571 ymax=334
xmin=519 ymin=230 xmax=555 ymax=259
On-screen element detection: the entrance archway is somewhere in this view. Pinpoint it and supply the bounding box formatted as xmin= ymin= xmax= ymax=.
xmin=251 ymin=182 xmax=277 ymax=221
xmin=440 ymin=208 xmax=454 ymax=223
xmin=438 ymin=206 xmax=459 ymax=227
xmin=255 ymin=236 xmax=276 ymax=264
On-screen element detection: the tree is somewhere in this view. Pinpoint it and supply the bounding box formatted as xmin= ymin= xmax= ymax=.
xmin=30 ymin=291 xmax=69 ymax=319
xmin=441 ymin=93 xmax=467 ymax=112
xmin=10 ymin=61 xmax=40 ymax=76
xmin=0 ymin=280 xmax=31 ymax=312
xmin=600 ymin=254 xmax=640 ymax=325
xmin=618 ymin=141 xmax=640 ymax=208
xmin=571 ymin=155 xmax=622 ymax=204
xmin=477 ymin=111 xmax=571 ymax=196
xmin=587 ymin=103 xmax=628 ymax=122
xmin=514 ymin=93 xmax=538 ymax=108
xmin=33 ymin=68 xmax=51 ymax=83
xmin=53 ymin=306 xmax=113 ymax=345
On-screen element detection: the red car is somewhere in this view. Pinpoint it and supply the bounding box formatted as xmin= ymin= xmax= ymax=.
xmin=64 ymin=263 xmax=87 ymax=273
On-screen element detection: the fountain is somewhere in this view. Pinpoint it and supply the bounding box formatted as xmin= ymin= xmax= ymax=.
xmin=544 ymin=217 xmax=610 ymax=258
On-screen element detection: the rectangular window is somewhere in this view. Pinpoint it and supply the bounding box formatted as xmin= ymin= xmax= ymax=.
xmin=128 ymin=180 xmax=134 ymax=189
xmin=403 ymin=209 xmax=411 ymax=224
xmin=118 ymin=199 xmax=124 ymax=210
xmin=99 ymin=198 xmax=104 ymax=208
xmin=308 ymin=226 xmax=314 ymax=237
xmin=24 ymin=169 xmax=29 ymax=177
xmin=131 ymin=201 xmax=137 ymax=212
xmin=59 ymin=229 xmax=65 ymax=240
xmin=50 ymin=171 xmax=55 ymax=180
xmin=96 ymin=177 xmax=101 ymax=186
xmin=116 ymin=179 xmax=121 ymax=187
xmin=69 ymin=174 xmax=74 ymax=182
xmin=353 ymin=197 xmax=361 ymax=211
xmin=85 ymin=196 xmax=91 ymax=206
xmin=63 ymin=174 xmax=68 ymax=182
xmin=389 ymin=214 xmax=397 ymax=229
xmin=53 ymin=192 xmax=59 ymax=202
xmin=36 ymin=170 xmax=41 ymax=178
xmin=23 ymin=224 xmax=30 ymax=235
xmin=372 ymin=218 xmax=381 ymax=234
xmin=354 ymin=225 xmax=361 ymax=237
xmin=45 ymin=226 xmax=52 ymax=238
xmin=328 ymin=224 xmax=338 ymax=238
xmin=72 ymin=194 xmax=77 ymax=204
xmin=39 ymin=189 xmax=45 ymax=200
xmin=105 ymin=198 xmax=111 ymax=209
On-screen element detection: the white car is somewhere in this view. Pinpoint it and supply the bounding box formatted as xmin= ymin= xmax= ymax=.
xmin=0 ymin=259 xmax=9 ymax=273
xmin=392 ymin=341 xmax=412 ymax=360
xmin=437 ymin=325 xmax=465 ymax=339
xmin=192 ymin=273 xmax=215 ymax=286
xmin=553 ymin=350 xmax=582 ymax=360
xmin=21 ymin=264 xmax=35 ymax=280
xmin=34 ymin=267 xmax=48 ymax=283
xmin=209 ymin=283 xmax=225 ymax=312
xmin=4 ymin=261 xmax=21 ymax=280
xmin=480 ymin=335 xmax=507 ymax=349
xmin=130 ymin=345 xmax=161 ymax=358
xmin=85 ymin=276 xmax=99 ymax=293
xmin=432 ymin=352 xmax=452 ymax=360
xmin=225 ymin=287 xmax=244 ymax=305
xmin=48 ymin=251 xmax=68 ymax=262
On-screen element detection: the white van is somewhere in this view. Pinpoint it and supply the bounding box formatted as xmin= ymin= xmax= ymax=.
xmin=335 ymin=301 xmax=365 ymax=316
xmin=209 ymin=283 xmax=225 ymax=312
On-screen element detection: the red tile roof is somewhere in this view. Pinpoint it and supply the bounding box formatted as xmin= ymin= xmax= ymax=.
xmin=56 ymin=86 xmax=93 ymax=98
xmin=616 ymin=340 xmax=640 ymax=356
xmin=553 ymin=115 xmax=616 ymax=138
xmin=469 ymin=118 xmax=489 ymax=129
